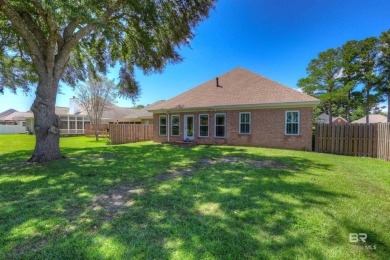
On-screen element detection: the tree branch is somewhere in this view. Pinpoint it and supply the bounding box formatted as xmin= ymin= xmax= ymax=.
xmin=55 ymin=0 xmax=125 ymax=79
xmin=0 ymin=0 xmax=46 ymax=76
xmin=30 ymin=0 xmax=60 ymax=74
xmin=18 ymin=11 xmax=47 ymax=53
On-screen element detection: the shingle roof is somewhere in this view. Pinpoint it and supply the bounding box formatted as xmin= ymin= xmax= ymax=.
xmin=102 ymin=104 xmax=134 ymax=120
xmin=0 ymin=109 xmax=18 ymax=119
xmin=124 ymin=100 xmax=166 ymax=120
xmin=149 ymin=67 xmax=319 ymax=111
xmin=54 ymin=106 xmax=89 ymax=116
xmin=317 ymin=113 xmax=347 ymax=123
xmin=352 ymin=114 xmax=388 ymax=123
xmin=0 ymin=111 xmax=33 ymax=121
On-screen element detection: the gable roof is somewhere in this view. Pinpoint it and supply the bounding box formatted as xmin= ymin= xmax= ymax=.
xmin=352 ymin=114 xmax=388 ymax=124
xmin=0 ymin=111 xmax=33 ymax=121
xmin=124 ymin=100 xmax=166 ymax=120
xmin=317 ymin=113 xmax=347 ymax=123
xmin=0 ymin=109 xmax=18 ymax=119
xmin=101 ymin=104 xmax=134 ymax=120
xmin=149 ymin=67 xmax=319 ymax=111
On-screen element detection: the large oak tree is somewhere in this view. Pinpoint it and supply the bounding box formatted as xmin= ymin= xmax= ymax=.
xmin=0 ymin=0 xmax=215 ymax=162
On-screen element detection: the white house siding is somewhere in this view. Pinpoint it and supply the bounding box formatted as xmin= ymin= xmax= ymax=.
xmin=0 ymin=125 xmax=26 ymax=134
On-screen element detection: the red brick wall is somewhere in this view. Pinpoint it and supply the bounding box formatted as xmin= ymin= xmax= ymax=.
xmin=152 ymin=107 xmax=313 ymax=151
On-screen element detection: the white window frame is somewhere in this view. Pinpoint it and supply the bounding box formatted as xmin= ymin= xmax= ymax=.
xmin=198 ymin=114 xmax=209 ymax=137
xmin=285 ymin=110 xmax=300 ymax=136
xmin=171 ymin=115 xmax=180 ymax=136
xmin=239 ymin=112 xmax=251 ymax=134
xmin=214 ymin=113 xmax=226 ymax=138
xmin=159 ymin=115 xmax=167 ymax=136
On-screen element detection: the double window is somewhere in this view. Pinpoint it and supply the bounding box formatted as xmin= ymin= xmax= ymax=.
xmin=159 ymin=115 xmax=167 ymax=136
xmin=199 ymin=114 xmax=209 ymax=137
xmin=214 ymin=113 xmax=226 ymax=137
xmin=285 ymin=111 xmax=300 ymax=135
xmin=239 ymin=112 xmax=251 ymax=134
xmin=171 ymin=115 xmax=180 ymax=136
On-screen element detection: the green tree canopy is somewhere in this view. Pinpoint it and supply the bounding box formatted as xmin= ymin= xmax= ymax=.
xmin=377 ymin=29 xmax=390 ymax=122
xmin=297 ymin=48 xmax=345 ymax=124
xmin=354 ymin=37 xmax=383 ymax=123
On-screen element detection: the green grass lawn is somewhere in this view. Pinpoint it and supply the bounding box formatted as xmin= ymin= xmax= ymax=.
xmin=0 ymin=135 xmax=389 ymax=259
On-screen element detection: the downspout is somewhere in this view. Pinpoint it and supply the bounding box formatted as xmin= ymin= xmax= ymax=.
xmin=166 ymin=112 xmax=170 ymax=143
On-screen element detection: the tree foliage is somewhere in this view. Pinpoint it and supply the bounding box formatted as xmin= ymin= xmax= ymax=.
xmin=377 ymin=29 xmax=390 ymax=122
xmin=299 ymin=31 xmax=390 ymax=124
xmin=297 ymin=48 xmax=345 ymax=124
xmin=0 ymin=0 xmax=216 ymax=97
xmin=0 ymin=0 xmax=216 ymax=162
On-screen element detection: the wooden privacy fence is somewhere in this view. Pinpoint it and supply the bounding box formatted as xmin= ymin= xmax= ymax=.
xmin=109 ymin=124 xmax=153 ymax=144
xmin=378 ymin=123 xmax=390 ymax=161
xmin=84 ymin=123 xmax=109 ymax=136
xmin=315 ymin=123 xmax=390 ymax=161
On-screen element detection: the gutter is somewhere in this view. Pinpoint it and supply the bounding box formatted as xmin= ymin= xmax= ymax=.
xmin=148 ymin=101 xmax=320 ymax=113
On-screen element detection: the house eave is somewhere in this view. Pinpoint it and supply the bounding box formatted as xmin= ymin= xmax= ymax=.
xmin=148 ymin=101 xmax=320 ymax=113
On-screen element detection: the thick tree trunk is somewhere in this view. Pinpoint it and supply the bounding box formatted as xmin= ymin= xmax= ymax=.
xmin=28 ymin=79 xmax=63 ymax=163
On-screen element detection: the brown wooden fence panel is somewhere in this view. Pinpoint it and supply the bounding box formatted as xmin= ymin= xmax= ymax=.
xmin=315 ymin=123 xmax=390 ymax=161
xmin=378 ymin=123 xmax=390 ymax=161
xmin=109 ymin=124 xmax=153 ymax=145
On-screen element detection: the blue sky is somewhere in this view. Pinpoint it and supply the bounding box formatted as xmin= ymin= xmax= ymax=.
xmin=1 ymin=0 xmax=390 ymax=112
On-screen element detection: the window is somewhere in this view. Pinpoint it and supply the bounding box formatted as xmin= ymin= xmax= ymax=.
xmin=239 ymin=112 xmax=251 ymax=134
xmin=171 ymin=115 xmax=180 ymax=136
xmin=60 ymin=120 xmax=67 ymax=130
xmin=199 ymin=114 xmax=209 ymax=137
xmin=285 ymin=111 xmax=300 ymax=135
xmin=69 ymin=121 xmax=76 ymax=129
xmin=159 ymin=115 xmax=167 ymax=136
xmin=77 ymin=121 xmax=83 ymax=130
xmin=214 ymin=113 xmax=226 ymax=137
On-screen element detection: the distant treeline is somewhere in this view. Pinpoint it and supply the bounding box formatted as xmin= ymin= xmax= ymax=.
xmin=298 ymin=29 xmax=390 ymax=124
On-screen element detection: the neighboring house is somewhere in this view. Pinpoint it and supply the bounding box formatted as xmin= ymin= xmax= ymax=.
xmin=25 ymin=99 xmax=90 ymax=135
xmin=9 ymin=97 xmax=158 ymax=135
xmin=0 ymin=110 xmax=33 ymax=134
xmin=0 ymin=109 xmax=18 ymax=124
xmin=316 ymin=113 xmax=348 ymax=125
xmin=25 ymin=98 xmax=134 ymax=135
xmin=351 ymin=114 xmax=388 ymax=124
xmin=149 ymin=67 xmax=320 ymax=151
xmin=113 ymin=100 xmax=165 ymax=124
xmin=0 ymin=110 xmax=33 ymax=127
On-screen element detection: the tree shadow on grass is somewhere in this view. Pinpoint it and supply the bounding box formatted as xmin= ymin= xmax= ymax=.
xmin=0 ymin=143 xmax=361 ymax=259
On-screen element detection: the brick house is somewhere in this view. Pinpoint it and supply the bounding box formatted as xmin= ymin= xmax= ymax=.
xmin=316 ymin=113 xmax=348 ymax=125
xmin=149 ymin=67 xmax=320 ymax=151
